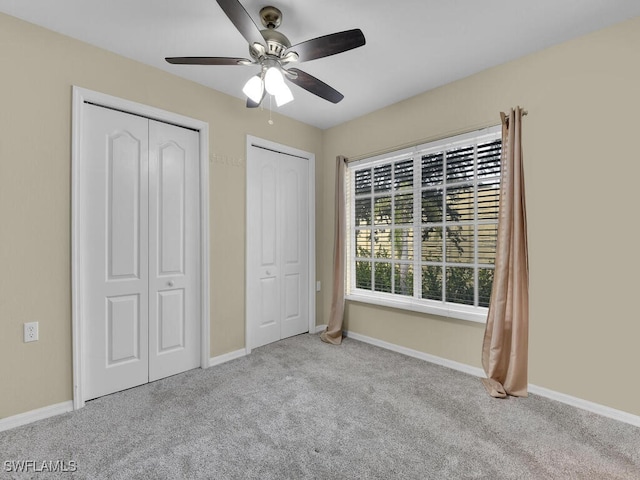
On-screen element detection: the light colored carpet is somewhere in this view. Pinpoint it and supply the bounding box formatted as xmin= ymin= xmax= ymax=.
xmin=1 ymin=334 xmax=639 ymax=479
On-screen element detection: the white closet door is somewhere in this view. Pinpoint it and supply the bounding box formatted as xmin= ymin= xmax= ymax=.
xmin=82 ymin=104 xmax=150 ymax=400
xmin=148 ymin=120 xmax=200 ymax=381
xmin=279 ymin=155 xmax=309 ymax=339
xmin=81 ymin=106 xmax=200 ymax=401
xmin=247 ymin=145 xmax=309 ymax=350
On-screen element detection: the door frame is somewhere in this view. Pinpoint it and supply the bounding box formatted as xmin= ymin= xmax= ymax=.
xmin=245 ymin=136 xmax=316 ymax=354
xmin=71 ymin=86 xmax=210 ymax=410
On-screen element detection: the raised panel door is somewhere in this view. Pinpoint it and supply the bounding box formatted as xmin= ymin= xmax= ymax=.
xmin=247 ymin=145 xmax=309 ymax=349
xmin=148 ymin=120 xmax=200 ymax=381
xmin=82 ymin=104 xmax=149 ymax=400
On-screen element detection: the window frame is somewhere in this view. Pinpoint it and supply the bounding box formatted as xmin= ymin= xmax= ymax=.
xmin=345 ymin=126 xmax=501 ymax=324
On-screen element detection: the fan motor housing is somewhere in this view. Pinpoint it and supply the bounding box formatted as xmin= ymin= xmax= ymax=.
xmin=261 ymin=29 xmax=290 ymax=57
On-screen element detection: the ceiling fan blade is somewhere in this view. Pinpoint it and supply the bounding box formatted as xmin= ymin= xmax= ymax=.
xmin=286 ymin=68 xmax=344 ymax=104
xmin=216 ymin=0 xmax=265 ymax=48
xmin=287 ymin=29 xmax=365 ymax=63
xmin=166 ymin=56 xmax=252 ymax=66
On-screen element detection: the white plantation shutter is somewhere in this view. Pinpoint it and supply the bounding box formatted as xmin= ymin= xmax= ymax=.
xmin=346 ymin=126 xmax=501 ymax=321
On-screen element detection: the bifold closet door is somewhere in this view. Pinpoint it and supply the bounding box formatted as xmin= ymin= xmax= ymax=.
xmin=147 ymin=119 xmax=200 ymax=382
xmin=81 ymin=104 xmax=199 ymax=401
xmin=247 ymin=145 xmax=309 ymax=350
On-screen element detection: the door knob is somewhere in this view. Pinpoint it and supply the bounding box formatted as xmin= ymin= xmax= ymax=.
xmin=266 ymin=270 xmax=272 ymax=275
xmin=167 ymin=280 xmax=174 ymax=287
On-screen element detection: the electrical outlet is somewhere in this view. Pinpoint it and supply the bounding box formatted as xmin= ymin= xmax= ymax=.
xmin=316 ymin=281 xmax=321 ymax=292
xmin=24 ymin=322 xmax=38 ymax=343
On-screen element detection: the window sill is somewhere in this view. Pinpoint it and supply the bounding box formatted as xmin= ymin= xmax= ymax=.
xmin=345 ymin=292 xmax=488 ymax=324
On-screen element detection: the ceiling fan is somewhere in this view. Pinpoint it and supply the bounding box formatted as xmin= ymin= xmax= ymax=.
xmin=166 ymin=0 xmax=366 ymax=108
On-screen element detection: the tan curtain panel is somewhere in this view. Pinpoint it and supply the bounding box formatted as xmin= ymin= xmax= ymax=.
xmin=321 ymin=156 xmax=347 ymax=345
xmin=481 ymin=107 xmax=529 ymax=398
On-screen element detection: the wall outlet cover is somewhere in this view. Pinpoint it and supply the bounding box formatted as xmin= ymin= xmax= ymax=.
xmin=24 ymin=322 xmax=39 ymax=343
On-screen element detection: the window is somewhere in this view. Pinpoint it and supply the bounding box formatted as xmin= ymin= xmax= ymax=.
xmin=345 ymin=126 xmax=501 ymax=322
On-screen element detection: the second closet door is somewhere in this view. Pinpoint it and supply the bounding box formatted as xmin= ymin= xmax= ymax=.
xmin=246 ymin=144 xmax=310 ymax=350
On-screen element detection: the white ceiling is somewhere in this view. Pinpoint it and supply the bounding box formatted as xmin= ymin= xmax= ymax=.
xmin=2 ymin=0 xmax=639 ymax=129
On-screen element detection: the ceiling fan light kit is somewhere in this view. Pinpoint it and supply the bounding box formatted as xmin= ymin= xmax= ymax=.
xmin=165 ymin=0 xmax=366 ymax=108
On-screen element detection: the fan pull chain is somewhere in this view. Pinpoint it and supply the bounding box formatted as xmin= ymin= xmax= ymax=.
xmin=268 ymin=95 xmax=274 ymax=125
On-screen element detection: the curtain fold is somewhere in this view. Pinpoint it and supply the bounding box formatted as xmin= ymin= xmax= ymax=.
xmin=481 ymin=107 xmax=529 ymax=398
xmin=321 ymin=156 xmax=347 ymax=345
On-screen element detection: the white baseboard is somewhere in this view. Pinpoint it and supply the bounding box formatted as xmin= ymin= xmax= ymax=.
xmin=313 ymin=324 xmax=327 ymax=334
xmin=0 ymin=401 xmax=74 ymax=433
xmin=526 ymin=384 xmax=640 ymax=428
xmin=345 ymin=330 xmax=485 ymax=378
xmin=344 ymin=330 xmax=640 ymax=428
xmin=209 ymin=348 xmax=247 ymax=367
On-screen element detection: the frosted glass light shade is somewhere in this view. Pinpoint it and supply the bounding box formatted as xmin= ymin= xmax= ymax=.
xmin=275 ymin=84 xmax=294 ymax=107
xmin=242 ymin=75 xmax=264 ymax=103
xmin=264 ymin=67 xmax=286 ymax=95
xmin=265 ymin=67 xmax=293 ymax=106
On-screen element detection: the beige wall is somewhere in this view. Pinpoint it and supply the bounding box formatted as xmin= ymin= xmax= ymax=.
xmin=321 ymin=16 xmax=640 ymax=416
xmin=0 ymin=13 xmax=323 ymax=419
